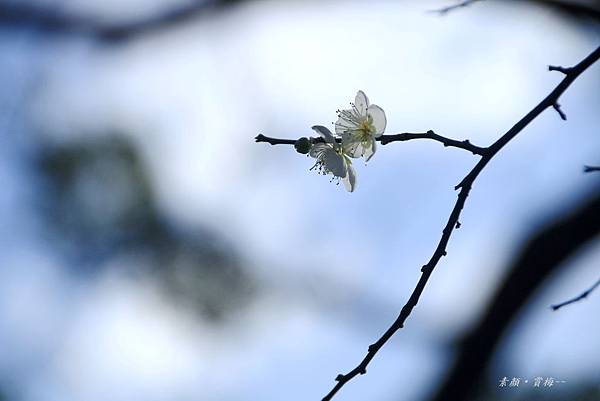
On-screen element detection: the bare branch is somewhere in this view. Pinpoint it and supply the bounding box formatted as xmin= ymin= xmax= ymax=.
xmin=430 ymin=189 xmax=600 ymax=401
xmin=551 ymin=277 xmax=600 ymax=310
xmin=584 ymin=165 xmax=600 ymax=173
xmin=321 ymin=45 xmax=600 ymax=401
xmin=380 ymin=130 xmax=487 ymax=155
xmin=256 ymin=131 xmax=487 ymax=156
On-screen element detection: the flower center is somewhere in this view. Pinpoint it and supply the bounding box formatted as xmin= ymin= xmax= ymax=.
xmin=359 ymin=118 xmax=374 ymax=136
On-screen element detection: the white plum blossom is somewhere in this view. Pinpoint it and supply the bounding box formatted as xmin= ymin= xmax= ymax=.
xmin=301 ymin=92 xmax=385 ymax=191
xmin=309 ymin=125 xmax=357 ymax=192
xmin=335 ymin=90 xmax=387 ymax=162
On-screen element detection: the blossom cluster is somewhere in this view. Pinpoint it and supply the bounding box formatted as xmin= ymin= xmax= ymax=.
xmin=295 ymin=91 xmax=387 ymax=192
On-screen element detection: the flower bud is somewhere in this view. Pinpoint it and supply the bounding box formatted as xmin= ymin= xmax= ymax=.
xmin=294 ymin=137 xmax=311 ymax=154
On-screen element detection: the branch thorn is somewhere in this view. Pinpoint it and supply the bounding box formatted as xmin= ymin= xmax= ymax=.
xmin=552 ymin=103 xmax=567 ymax=120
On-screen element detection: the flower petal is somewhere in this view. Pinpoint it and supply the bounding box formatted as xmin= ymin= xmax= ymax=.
xmin=342 ymin=162 xmax=357 ymax=192
xmin=321 ymin=149 xmax=346 ymax=178
xmin=355 ymin=91 xmax=369 ymax=115
xmin=341 ymin=133 xmax=366 ymax=158
xmin=309 ymin=143 xmax=330 ymax=158
xmin=311 ymin=125 xmax=336 ymax=143
xmin=367 ymin=104 xmax=387 ymax=136
xmin=364 ymin=138 xmax=376 ymax=162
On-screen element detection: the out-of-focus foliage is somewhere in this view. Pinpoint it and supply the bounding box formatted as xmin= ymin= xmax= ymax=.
xmin=35 ymin=135 xmax=255 ymax=321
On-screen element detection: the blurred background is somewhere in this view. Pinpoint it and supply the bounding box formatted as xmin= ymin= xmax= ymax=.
xmin=0 ymin=0 xmax=599 ymax=400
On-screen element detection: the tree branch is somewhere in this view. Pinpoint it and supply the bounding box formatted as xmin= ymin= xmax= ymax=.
xmin=584 ymin=165 xmax=600 ymax=173
xmin=321 ymin=45 xmax=600 ymax=401
xmin=379 ymin=131 xmax=487 ymax=155
xmin=551 ymin=277 xmax=600 ymax=310
xmin=429 ymin=187 xmax=600 ymax=401
xmin=255 ymin=130 xmax=487 ymax=156
xmin=254 ymin=134 xmax=296 ymax=146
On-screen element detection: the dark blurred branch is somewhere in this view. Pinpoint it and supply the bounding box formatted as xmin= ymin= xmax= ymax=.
xmin=1 ymin=0 xmax=599 ymax=45
xmin=1 ymin=0 xmax=598 ymax=45
xmin=429 ymin=187 xmax=600 ymax=401
xmin=0 ymin=0 xmax=242 ymax=42
xmin=255 ymin=130 xmax=487 ymax=156
xmin=532 ymin=0 xmax=600 ymax=21
xmin=551 ymin=276 xmax=600 ymax=310
xmin=584 ymin=165 xmax=600 ymax=172
xmin=321 ymin=45 xmax=600 ymax=401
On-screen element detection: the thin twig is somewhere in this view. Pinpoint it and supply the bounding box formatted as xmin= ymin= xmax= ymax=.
xmin=380 ymin=131 xmax=487 ymax=155
xmin=549 ymin=65 xmax=572 ymax=74
xmin=432 ymin=1 xmax=600 ymax=20
xmin=321 ymin=45 xmax=600 ymax=401
xmin=255 ymin=130 xmax=487 ymax=156
xmin=254 ymin=134 xmax=296 ymax=145
xmin=551 ymin=277 xmax=600 ymax=310
xmin=430 ymin=0 xmax=482 ymax=15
